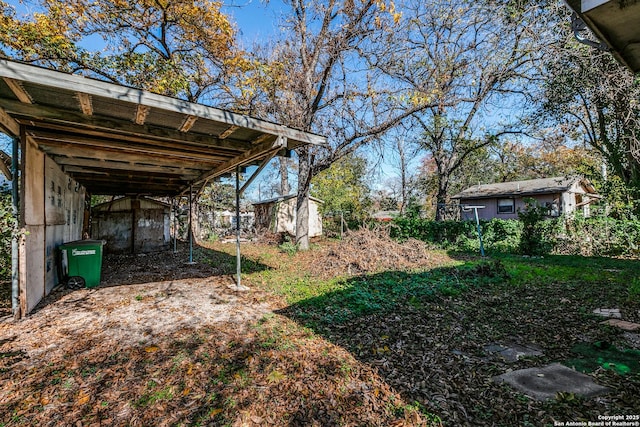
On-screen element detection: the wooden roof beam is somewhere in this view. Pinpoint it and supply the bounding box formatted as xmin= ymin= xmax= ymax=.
xmin=219 ymin=125 xmax=238 ymax=139
xmin=2 ymin=77 xmax=32 ymax=104
xmin=1 ymin=100 xmax=252 ymax=151
xmin=76 ymin=92 xmax=93 ymax=116
xmin=30 ymin=130 xmax=234 ymax=162
xmin=193 ymin=135 xmax=287 ymax=187
xmin=179 ymin=115 xmax=198 ymax=132
xmin=134 ymin=105 xmax=150 ymax=125
xmin=43 ymin=145 xmax=219 ymax=167
xmin=0 ymin=106 xmax=20 ymax=135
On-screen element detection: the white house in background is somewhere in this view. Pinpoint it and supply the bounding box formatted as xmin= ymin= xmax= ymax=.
xmin=452 ymin=176 xmax=601 ymax=221
xmin=253 ymin=195 xmax=324 ymax=238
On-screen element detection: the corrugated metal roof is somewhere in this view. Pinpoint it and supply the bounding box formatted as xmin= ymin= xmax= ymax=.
xmin=451 ymin=176 xmax=598 ymax=199
xmin=0 ymin=59 xmax=326 ymax=196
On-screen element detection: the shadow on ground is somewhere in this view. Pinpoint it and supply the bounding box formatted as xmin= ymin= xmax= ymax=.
xmin=276 ymin=256 xmax=640 ymax=426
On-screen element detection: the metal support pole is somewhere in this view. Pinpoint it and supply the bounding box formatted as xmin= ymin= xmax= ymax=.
xmin=188 ymin=185 xmax=194 ymax=264
xmin=11 ymin=137 xmax=20 ymax=318
xmin=473 ymin=207 xmax=485 ymax=257
xmin=172 ymin=197 xmax=177 ymax=253
xmin=235 ymin=166 xmax=242 ymax=288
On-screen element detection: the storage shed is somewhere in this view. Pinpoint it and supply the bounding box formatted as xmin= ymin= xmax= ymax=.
xmin=92 ymin=197 xmax=170 ymax=254
xmin=0 ymin=59 xmax=326 ymax=317
xmin=253 ymin=195 xmax=323 ymax=238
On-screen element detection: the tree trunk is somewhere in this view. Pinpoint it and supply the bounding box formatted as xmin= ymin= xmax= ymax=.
xmin=434 ymin=174 xmax=449 ymax=222
xmin=279 ymin=157 xmax=290 ymax=196
xmin=296 ymin=146 xmax=311 ymax=250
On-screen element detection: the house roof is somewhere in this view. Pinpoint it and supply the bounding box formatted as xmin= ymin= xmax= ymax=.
xmin=0 ymin=59 xmax=326 ymax=196
xmin=253 ymin=194 xmax=324 ymax=206
xmin=451 ymin=176 xmax=598 ymax=200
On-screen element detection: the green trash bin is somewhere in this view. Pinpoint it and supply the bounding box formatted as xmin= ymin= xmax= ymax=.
xmin=59 ymin=240 xmax=105 ymax=288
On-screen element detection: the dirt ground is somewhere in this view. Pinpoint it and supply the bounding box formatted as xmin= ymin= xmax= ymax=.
xmin=0 ymin=243 xmax=428 ymax=426
xmin=2 ymin=236 xmax=639 ymax=426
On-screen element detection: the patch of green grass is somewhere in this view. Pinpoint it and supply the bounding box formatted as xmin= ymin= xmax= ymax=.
xmin=283 ymin=259 xmax=508 ymax=325
xmin=134 ymin=385 xmax=175 ymax=408
xmin=564 ymin=342 xmax=640 ymax=375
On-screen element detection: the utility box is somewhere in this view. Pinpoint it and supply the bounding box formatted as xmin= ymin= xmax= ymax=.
xmin=59 ymin=240 xmax=105 ymax=288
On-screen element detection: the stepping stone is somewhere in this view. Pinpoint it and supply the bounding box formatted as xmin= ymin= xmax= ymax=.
xmin=601 ymin=319 xmax=640 ymax=331
xmin=484 ymin=343 xmax=544 ymax=363
xmin=493 ymin=363 xmax=609 ymax=401
xmin=592 ymin=308 xmax=622 ymax=318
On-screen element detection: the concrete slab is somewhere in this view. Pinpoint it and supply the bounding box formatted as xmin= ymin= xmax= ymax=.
xmin=601 ymin=319 xmax=640 ymax=331
xmin=484 ymin=343 xmax=544 ymax=363
xmin=593 ymin=308 xmax=622 ymax=318
xmin=493 ymin=363 xmax=609 ymax=401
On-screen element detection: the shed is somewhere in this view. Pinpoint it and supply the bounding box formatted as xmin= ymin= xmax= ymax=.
xmin=253 ymin=195 xmax=323 ymax=238
xmin=0 ymin=59 xmax=326 ymax=317
xmin=92 ymin=197 xmax=170 ymax=254
xmin=452 ymin=176 xmax=601 ymax=220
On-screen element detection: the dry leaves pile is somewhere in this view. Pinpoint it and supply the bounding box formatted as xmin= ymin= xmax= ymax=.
xmin=304 ymin=228 xmax=454 ymax=278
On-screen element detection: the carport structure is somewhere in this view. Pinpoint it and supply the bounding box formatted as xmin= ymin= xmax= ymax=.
xmin=0 ymin=59 xmax=326 ymax=318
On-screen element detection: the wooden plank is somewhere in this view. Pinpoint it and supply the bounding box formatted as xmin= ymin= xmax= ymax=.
xmin=0 ymin=106 xmax=20 ymax=135
xmin=2 ymin=77 xmax=32 ymax=103
xmin=219 ymin=125 xmax=238 ymax=139
xmin=193 ymin=135 xmax=286 ymax=185
xmin=76 ymin=92 xmax=93 ymax=116
xmin=134 ymin=105 xmax=150 ymax=125
xmin=52 ymin=156 xmax=207 ymax=176
xmin=31 ymin=131 xmax=234 ymax=162
xmin=79 ymin=179 xmax=185 ymax=192
xmin=43 ymin=144 xmax=219 ymax=167
xmin=179 ymin=115 xmax=198 ymax=132
xmin=1 ymin=99 xmax=252 ymax=151
xmin=0 ymin=59 xmax=327 ymax=146
xmin=62 ymin=165 xmax=200 ymax=182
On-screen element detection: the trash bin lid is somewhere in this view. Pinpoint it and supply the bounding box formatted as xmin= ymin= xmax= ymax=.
xmin=59 ymin=239 xmax=106 ymax=248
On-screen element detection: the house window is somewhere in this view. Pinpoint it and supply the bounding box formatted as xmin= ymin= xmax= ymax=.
xmin=497 ymin=198 xmax=515 ymax=214
xmin=545 ymin=202 xmax=560 ymax=217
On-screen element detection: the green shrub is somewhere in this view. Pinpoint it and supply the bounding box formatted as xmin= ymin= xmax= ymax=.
xmin=390 ymin=211 xmax=640 ymax=258
xmin=1 ymin=191 xmax=14 ymax=281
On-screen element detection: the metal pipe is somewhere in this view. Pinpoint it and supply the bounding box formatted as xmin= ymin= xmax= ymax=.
xmin=11 ymin=136 xmax=20 ymax=318
xmin=172 ymin=197 xmax=177 ymax=253
xmin=235 ymin=166 xmax=241 ymax=288
xmin=188 ymin=185 xmax=193 ymax=263
xmin=473 ymin=207 xmax=485 ymax=257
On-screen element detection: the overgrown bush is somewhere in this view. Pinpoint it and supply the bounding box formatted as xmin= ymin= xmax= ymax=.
xmin=391 ymin=217 xmax=521 ymax=253
xmin=555 ymin=215 xmax=640 ymax=257
xmin=390 ymin=213 xmax=640 ymax=258
xmin=1 ymin=191 xmax=14 ymax=281
xmin=518 ymin=198 xmax=557 ymax=256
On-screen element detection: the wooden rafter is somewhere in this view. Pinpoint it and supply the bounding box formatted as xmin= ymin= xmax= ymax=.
xmin=2 ymin=101 xmax=252 ymax=151
xmin=0 ymin=106 xmax=20 ymax=135
xmin=134 ymin=105 xmax=150 ymax=125
xmin=76 ymin=92 xmax=93 ymax=116
xmin=29 ymin=129 xmax=234 ymax=161
xmin=193 ymin=135 xmax=286 ymax=186
xmin=179 ymin=115 xmax=198 ymax=132
xmin=2 ymin=77 xmax=32 ymax=104
xmin=219 ymin=125 xmax=238 ymax=139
